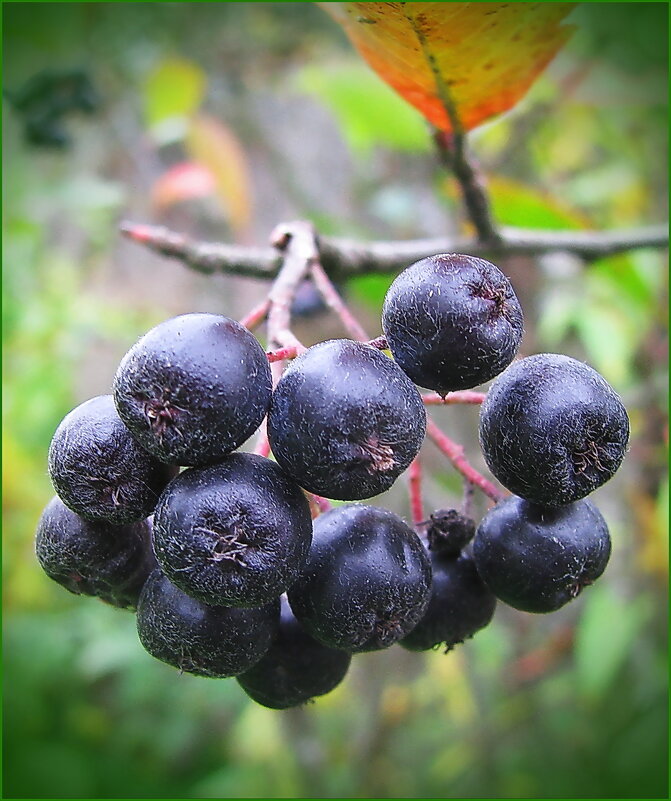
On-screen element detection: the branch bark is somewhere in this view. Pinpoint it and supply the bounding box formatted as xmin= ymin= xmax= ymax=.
xmin=121 ymin=220 xmax=668 ymax=281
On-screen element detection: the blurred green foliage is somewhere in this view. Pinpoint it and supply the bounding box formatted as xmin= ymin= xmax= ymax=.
xmin=3 ymin=3 xmax=668 ymax=799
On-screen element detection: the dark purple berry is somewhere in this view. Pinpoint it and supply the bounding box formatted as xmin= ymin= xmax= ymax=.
xmin=382 ymin=253 xmax=523 ymax=393
xmin=48 ymin=395 xmax=176 ymax=525
xmin=152 ymin=453 xmax=312 ymax=607
xmin=267 ymin=339 xmax=426 ymax=500
xmin=288 ymin=505 xmax=432 ymax=653
xmin=35 ymin=496 xmax=156 ymax=610
xmin=400 ymin=550 xmax=496 ymax=652
xmin=236 ymin=596 xmax=352 ymax=709
xmin=472 ymin=495 xmax=611 ymax=613
xmin=113 ymin=313 xmax=272 ymax=466
xmin=136 ymin=569 xmax=279 ymax=678
xmin=479 ymin=353 xmax=630 ymax=506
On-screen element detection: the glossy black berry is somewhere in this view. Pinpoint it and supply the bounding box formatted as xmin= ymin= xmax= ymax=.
xmin=48 ymin=395 xmax=177 ymax=525
xmin=472 ymin=494 xmax=611 ymax=613
xmin=153 ymin=453 xmax=312 ymax=607
xmin=288 ymin=505 xmax=432 ymax=653
xmin=400 ymin=549 xmax=496 ymax=652
xmin=113 ymin=313 xmax=272 ymax=466
xmin=35 ymin=496 xmax=156 ymax=610
xmin=136 ymin=570 xmax=279 ymax=678
xmin=479 ymin=354 xmax=630 ymax=506
xmin=267 ymin=339 xmax=426 ymax=500
xmin=236 ymin=596 xmax=352 ymax=709
xmin=382 ymin=253 xmax=523 ymax=393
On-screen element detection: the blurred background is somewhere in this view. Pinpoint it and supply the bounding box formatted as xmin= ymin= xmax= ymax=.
xmin=3 ymin=3 xmax=668 ymax=798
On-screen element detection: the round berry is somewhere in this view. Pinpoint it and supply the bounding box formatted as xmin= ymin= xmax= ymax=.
xmin=479 ymin=353 xmax=629 ymax=506
xmin=113 ymin=313 xmax=272 ymax=466
xmin=400 ymin=550 xmax=496 ymax=652
xmin=288 ymin=505 xmax=432 ymax=653
xmin=35 ymin=496 xmax=156 ymax=610
xmin=48 ymin=395 xmax=176 ymax=525
xmin=267 ymin=339 xmax=426 ymax=500
xmin=472 ymin=495 xmax=611 ymax=613
xmin=236 ymin=596 xmax=352 ymax=709
xmin=136 ymin=570 xmax=279 ymax=678
xmin=382 ymin=253 xmax=523 ymax=393
xmin=152 ymin=453 xmax=312 ymax=607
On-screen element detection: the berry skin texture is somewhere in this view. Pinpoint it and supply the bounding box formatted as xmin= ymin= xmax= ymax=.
xmin=48 ymin=395 xmax=177 ymax=525
xmin=287 ymin=505 xmax=432 ymax=653
xmin=152 ymin=453 xmax=312 ymax=608
xmin=35 ymin=496 xmax=156 ymax=610
xmin=472 ymin=494 xmax=611 ymax=613
xmin=400 ymin=550 xmax=496 ymax=652
xmin=479 ymin=353 xmax=630 ymax=506
xmin=236 ymin=596 xmax=352 ymax=709
xmin=136 ymin=570 xmax=279 ymax=678
xmin=382 ymin=253 xmax=523 ymax=393
xmin=113 ymin=313 xmax=272 ymax=466
xmin=267 ymin=339 xmax=426 ymax=500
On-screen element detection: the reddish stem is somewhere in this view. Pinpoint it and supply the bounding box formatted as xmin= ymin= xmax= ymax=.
xmin=462 ymin=479 xmax=475 ymax=519
xmin=267 ymin=345 xmax=301 ymax=363
xmin=310 ymin=261 xmax=369 ymax=342
xmin=253 ymin=419 xmax=271 ymax=458
xmin=408 ymin=458 xmax=424 ymax=529
xmin=239 ymin=298 xmax=270 ymax=332
xmin=425 ymin=418 xmax=504 ymax=503
xmin=422 ymin=391 xmax=486 ymax=405
xmin=311 ymin=494 xmax=333 ymax=514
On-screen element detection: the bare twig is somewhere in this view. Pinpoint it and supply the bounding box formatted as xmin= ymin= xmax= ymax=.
xmin=310 ymin=260 xmax=369 ymax=341
xmin=433 ymin=130 xmax=501 ymax=246
xmin=252 ymin=222 xmax=319 ymax=458
xmin=266 ymin=220 xmax=317 ymax=352
xmin=426 ymin=418 xmax=505 ymax=503
xmin=119 ymin=221 xmax=279 ymax=277
xmin=120 ymin=220 xmax=669 ymax=280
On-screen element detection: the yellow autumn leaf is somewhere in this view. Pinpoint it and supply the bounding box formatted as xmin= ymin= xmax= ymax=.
xmin=321 ymin=2 xmax=576 ymax=133
xmin=185 ymin=114 xmax=253 ymax=240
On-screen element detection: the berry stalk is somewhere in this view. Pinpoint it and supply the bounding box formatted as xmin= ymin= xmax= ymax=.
xmin=408 ymin=458 xmax=424 ymax=529
xmin=426 ymin=418 xmax=505 ymax=502
xmin=310 ymin=260 xmax=369 ymax=342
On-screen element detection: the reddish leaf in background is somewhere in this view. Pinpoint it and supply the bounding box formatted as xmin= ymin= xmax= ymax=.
xmin=321 ymin=2 xmax=576 ymax=133
xmin=151 ymin=162 xmax=216 ymax=210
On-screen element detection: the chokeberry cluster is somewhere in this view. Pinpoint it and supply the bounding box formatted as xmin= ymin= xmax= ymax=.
xmin=36 ymin=253 xmax=629 ymax=709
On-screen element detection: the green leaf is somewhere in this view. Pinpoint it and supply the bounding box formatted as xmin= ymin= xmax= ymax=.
xmin=536 ymin=292 xmax=582 ymax=347
xmin=144 ymin=57 xmax=207 ymax=141
xmin=347 ymin=272 xmax=395 ymax=311
xmin=487 ymin=176 xmax=587 ymax=230
xmin=575 ymin=584 xmax=652 ymax=701
xmin=573 ymin=302 xmax=636 ymax=386
xmin=298 ymin=62 xmax=431 ymax=154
